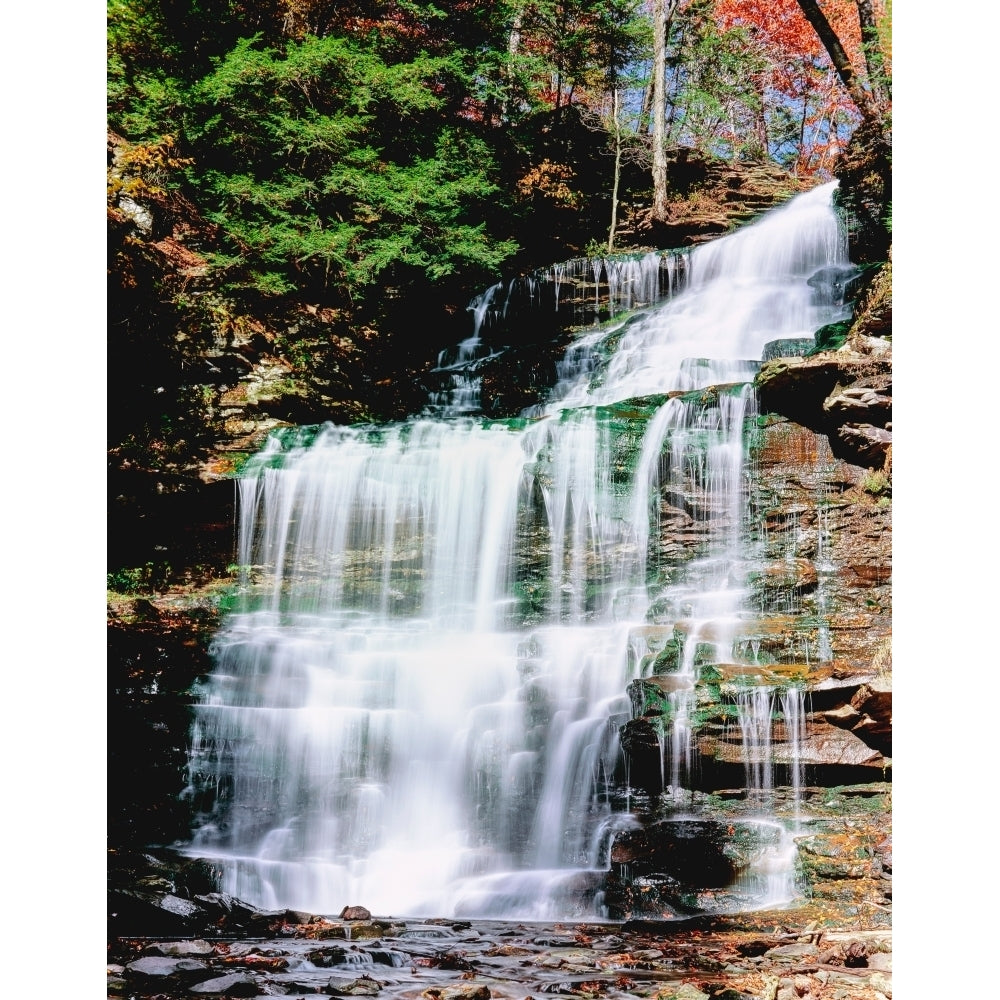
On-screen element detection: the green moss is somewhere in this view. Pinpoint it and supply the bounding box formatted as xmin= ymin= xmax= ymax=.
xmin=650 ymin=637 xmax=683 ymax=674
xmin=808 ymin=320 xmax=852 ymax=354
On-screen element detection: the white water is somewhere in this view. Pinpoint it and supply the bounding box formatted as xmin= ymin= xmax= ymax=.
xmin=186 ymin=182 xmax=849 ymax=918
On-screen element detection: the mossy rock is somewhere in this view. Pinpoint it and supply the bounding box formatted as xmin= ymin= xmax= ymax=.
xmin=808 ymin=320 xmax=852 ymax=355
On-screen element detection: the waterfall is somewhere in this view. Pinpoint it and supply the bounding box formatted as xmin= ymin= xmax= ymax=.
xmin=185 ymin=181 xmax=849 ymax=918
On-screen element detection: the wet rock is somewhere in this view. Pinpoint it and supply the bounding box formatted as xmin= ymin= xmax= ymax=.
xmin=341 ymin=905 xmax=373 ymax=920
xmin=347 ymin=921 xmax=394 ymax=939
xmin=193 ymin=890 xmax=240 ymax=914
xmin=610 ymin=821 xmax=735 ymax=884
xmin=311 ymin=922 xmax=351 ymax=939
xmin=618 ymin=717 xmax=664 ymax=796
xmin=331 ymin=974 xmax=384 ymax=996
xmin=850 ymin=684 xmax=892 ymax=754
xmin=110 ymin=889 xmax=212 ymax=936
xmin=837 ymin=423 xmax=892 ymax=467
xmin=145 ymin=939 xmax=216 ymax=957
xmin=421 ymin=986 xmax=491 ymax=1000
xmin=216 ymin=942 xmax=258 ymax=958
xmin=606 ymin=820 xmax=748 ymax=918
xmin=591 ymin=935 xmax=625 ymax=951
xmin=821 ymin=687 xmax=891 ymax=757
xmin=107 ymin=966 xmax=126 ymax=996
xmin=369 ymin=949 xmax=409 ymax=967
xmin=308 ymin=945 xmax=356 ymax=966
xmin=124 ymin=955 xmax=211 ymax=986
xmin=190 ymin=972 xmax=259 ymax=995
xmin=797 ymin=727 xmax=884 ymax=768
xmin=485 ymin=943 xmax=534 ymax=957
xmin=823 ymin=383 xmax=891 ymax=423
xmin=750 ymin=558 xmax=818 ymax=597
xmin=755 ymin=352 xmax=892 ymax=470
xmin=674 ymin=985 xmax=711 ymax=1000
xmin=232 ymin=902 xmax=292 ymax=934
xmin=766 ymin=943 xmax=819 ymax=959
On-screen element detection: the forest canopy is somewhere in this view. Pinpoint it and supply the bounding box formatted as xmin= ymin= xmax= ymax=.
xmin=108 ymin=0 xmax=891 ymax=312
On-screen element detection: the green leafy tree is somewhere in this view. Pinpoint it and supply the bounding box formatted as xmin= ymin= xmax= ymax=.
xmin=110 ymin=20 xmax=519 ymax=308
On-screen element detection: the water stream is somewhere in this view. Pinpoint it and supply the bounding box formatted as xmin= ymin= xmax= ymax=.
xmin=185 ymin=181 xmax=853 ymax=919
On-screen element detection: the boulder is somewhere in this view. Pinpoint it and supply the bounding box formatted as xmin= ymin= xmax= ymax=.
xmin=109 ymin=890 xmax=212 ymax=937
xmin=798 ymin=725 xmax=885 ymax=768
xmin=755 ymin=351 xmax=891 ymax=470
xmin=334 ymin=977 xmax=384 ymax=996
xmin=421 ymin=986 xmax=491 ymax=1000
xmin=145 ymin=939 xmax=216 ymax=957
xmin=823 ymin=383 xmax=892 ymax=423
xmin=190 ymin=972 xmax=259 ymax=995
xmin=124 ymin=955 xmax=211 ymax=986
xmin=610 ymin=821 xmax=736 ymax=887
xmin=837 ymin=423 xmax=892 ymax=467
xmin=822 ymin=684 xmax=891 ymax=755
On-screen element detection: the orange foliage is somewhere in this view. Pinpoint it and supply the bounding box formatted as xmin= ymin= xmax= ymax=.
xmin=714 ymin=0 xmax=866 ymax=62
xmin=713 ymin=0 xmax=887 ymax=174
xmin=516 ymin=160 xmax=583 ymax=207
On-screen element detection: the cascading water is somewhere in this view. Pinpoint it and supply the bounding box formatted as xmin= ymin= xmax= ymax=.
xmin=185 ymin=181 xmax=853 ymax=919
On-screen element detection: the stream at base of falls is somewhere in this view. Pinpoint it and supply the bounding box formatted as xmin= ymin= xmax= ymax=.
xmin=182 ymin=181 xmax=856 ymax=920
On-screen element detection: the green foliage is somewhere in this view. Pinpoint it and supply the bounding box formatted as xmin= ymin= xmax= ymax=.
xmin=111 ymin=23 xmax=520 ymax=306
xmin=107 ymin=561 xmax=172 ymax=596
xmin=860 ymin=470 xmax=890 ymax=496
xmin=663 ymin=6 xmax=769 ymax=159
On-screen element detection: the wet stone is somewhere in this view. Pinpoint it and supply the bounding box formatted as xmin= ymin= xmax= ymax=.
xmin=125 ymin=955 xmax=211 ymax=983
xmin=421 ymin=986 xmax=491 ymax=1000
xmin=766 ymin=942 xmax=820 ymax=959
xmin=279 ymin=975 xmax=334 ymax=991
xmin=369 ymin=949 xmax=409 ymax=967
xmin=190 ymin=971 xmax=259 ymax=995
xmin=145 ymin=939 xmax=216 ymax=957
xmin=220 ymin=942 xmax=259 ymax=957
xmin=331 ymin=974 xmax=384 ymax=996
xmin=674 ymin=984 xmax=711 ymax=1000
xmin=309 ymin=945 xmax=354 ymax=966
xmin=591 ymin=935 xmax=625 ymax=951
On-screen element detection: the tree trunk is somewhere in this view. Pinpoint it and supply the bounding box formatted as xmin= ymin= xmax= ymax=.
xmin=793 ymin=0 xmax=881 ymax=126
xmin=651 ymin=0 xmax=669 ymax=221
xmin=856 ymin=0 xmax=890 ymax=108
xmin=608 ymin=88 xmax=622 ymax=253
xmin=493 ymin=8 xmax=524 ymax=124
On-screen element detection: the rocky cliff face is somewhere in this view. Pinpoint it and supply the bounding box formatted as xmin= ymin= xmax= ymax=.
xmin=108 ymin=124 xmax=891 ymax=932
